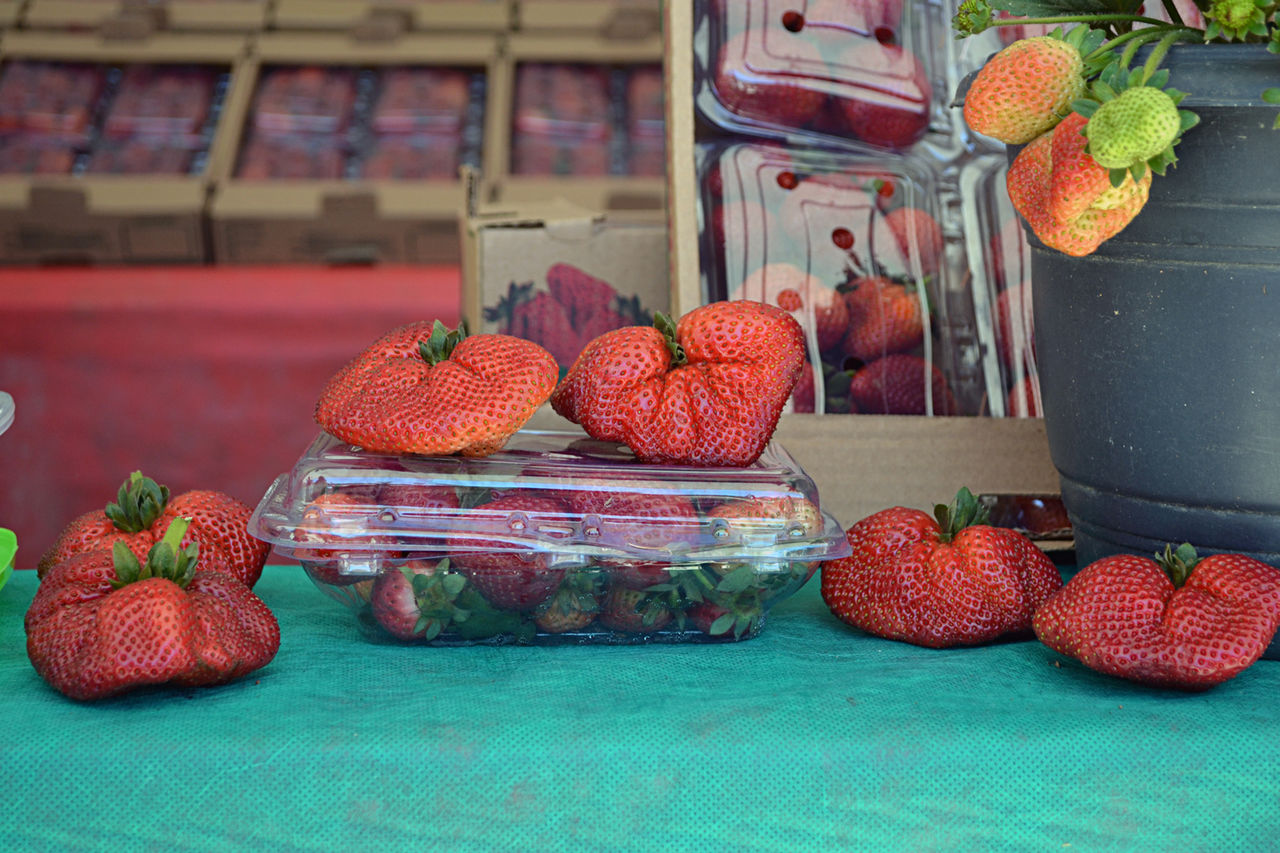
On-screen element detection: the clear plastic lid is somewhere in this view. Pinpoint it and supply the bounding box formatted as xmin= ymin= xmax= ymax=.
xmin=250 ymin=430 xmax=851 ymax=574
xmin=369 ymin=67 xmax=477 ymax=135
xmin=695 ymin=0 xmax=939 ymax=151
xmin=512 ymin=63 xmax=613 ymax=139
xmin=251 ymin=65 xmax=358 ymax=135
xmin=101 ymin=64 xmax=219 ymax=141
xmin=0 ymin=61 xmax=107 ymax=142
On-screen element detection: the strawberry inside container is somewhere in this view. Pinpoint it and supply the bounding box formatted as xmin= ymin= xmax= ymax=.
xmin=0 ymin=60 xmax=108 ymax=143
xmin=100 ymin=64 xmax=221 ymax=143
xmin=249 ymin=430 xmax=850 ymax=645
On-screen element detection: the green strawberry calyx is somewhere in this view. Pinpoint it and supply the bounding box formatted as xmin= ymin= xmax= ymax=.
xmin=110 ymin=516 xmax=198 ymax=590
xmin=1206 ymin=0 xmax=1273 ymax=43
xmin=104 ymin=471 xmax=171 ymax=533
xmin=933 ymin=487 xmax=992 ymax=544
xmin=417 ymin=319 xmax=470 ymax=366
xmin=653 ymin=311 xmax=688 ymax=367
xmin=1155 ymin=542 xmax=1201 ymax=588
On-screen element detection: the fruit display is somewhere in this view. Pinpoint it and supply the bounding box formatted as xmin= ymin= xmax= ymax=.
xmin=1034 ymin=545 xmax=1280 ymax=690
xmin=248 ymin=429 xmax=850 ymax=645
xmin=509 ymin=62 xmax=664 ymax=177
xmin=820 ymin=488 xmax=1063 ymax=648
xmin=0 ymin=133 xmax=78 ymax=175
xmin=683 ymin=0 xmax=1030 ymax=418
xmin=85 ymin=137 xmax=198 ymax=176
xmin=101 ymin=64 xmax=220 ymax=142
xmin=235 ymin=63 xmax=486 ymax=181
xmin=0 ymin=60 xmax=107 ymax=141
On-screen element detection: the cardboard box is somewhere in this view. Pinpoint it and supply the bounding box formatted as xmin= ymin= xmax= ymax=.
xmin=207 ymin=31 xmax=502 ymax=265
xmin=514 ymin=0 xmax=660 ymax=37
xmin=22 ymin=0 xmax=269 ymax=33
xmin=460 ymin=167 xmax=669 ymax=371
xmin=0 ymin=31 xmax=250 ymax=264
xmin=1 ymin=1 xmax=25 ymax=29
xmin=271 ymin=0 xmax=511 ymax=34
xmin=488 ymin=30 xmax=665 ymax=212
xmin=661 ymin=0 xmax=1063 ymax=530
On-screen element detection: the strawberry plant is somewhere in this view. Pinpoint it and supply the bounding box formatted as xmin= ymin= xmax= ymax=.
xmin=954 ymin=0 xmax=1280 ymax=255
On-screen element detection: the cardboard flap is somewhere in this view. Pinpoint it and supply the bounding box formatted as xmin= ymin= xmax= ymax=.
xmin=28 ymin=186 xmax=89 ymax=216
xmin=103 ymin=4 xmax=167 ymax=39
xmin=321 ymin=192 xmax=380 ymax=220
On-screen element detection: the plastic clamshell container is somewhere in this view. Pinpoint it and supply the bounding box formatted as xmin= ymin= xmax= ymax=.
xmin=250 ymin=430 xmax=852 ymax=645
xmin=512 ymin=62 xmax=613 ymax=139
xmin=0 ymin=391 xmax=13 ymax=437
xmin=369 ymin=67 xmax=477 ymax=135
xmin=0 ymin=60 xmax=107 ymax=142
xmin=101 ymin=64 xmax=221 ymax=142
xmin=695 ymin=0 xmax=939 ymax=152
xmin=250 ymin=66 xmax=359 ymax=136
xmin=699 ymin=140 xmax=987 ymax=417
xmin=0 ymin=133 xmax=78 ymax=174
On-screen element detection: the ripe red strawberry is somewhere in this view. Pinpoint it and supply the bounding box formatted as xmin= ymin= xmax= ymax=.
xmin=559 ymin=489 xmax=700 ymax=561
xmin=25 ymin=518 xmax=280 ymax=701
xmin=1047 ymin=111 xmax=1111 ymax=223
xmin=713 ymin=28 xmax=826 ymax=129
xmin=369 ymin=558 xmax=466 ymax=641
xmin=1005 ymin=121 xmax=1152 ymax=257
xmin=733 ymin=262 xmax=849 ymax=352
xmin=315 ymin=320 xmax=558 ymax=457
xmin=447 ymin=495 xmax=571 ymax=612
xmin=37 ymin=471 xmax=269 ymax=588
xmin=290 ymin=492 xmax=398 ymax=587
xmin=791 ymin=361 xmax=818 ymax=413
xmin=881 ymin=205 xmax=944 ymax=280
xmin=848 ymin=354 xmax=957 ymax=415
xmin=840 ymin=276 xmax=924 ymax=361
xmin=534 ymin=568 xmax=602 ymax=634
xmin=552 ymin=301 xmax=806 ymax=466
xmin=598 ymin=585 xmax=672 ymax=633
xmin=1033 ymin=545 xmax=1280 ymax=690
xmin=834 ymin=41 xmax=932 ymax=149
xmin=962 ymin=35 xmax=1085 ymax=144
xmin=820 ymin=487 xmax=1063 ymax=647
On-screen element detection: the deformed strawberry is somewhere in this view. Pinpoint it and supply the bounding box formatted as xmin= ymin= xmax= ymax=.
xmin=315 ymin=320 xmax=558 ymax=457
xmin=1034 ymin=544 xmax=1280 ymax=690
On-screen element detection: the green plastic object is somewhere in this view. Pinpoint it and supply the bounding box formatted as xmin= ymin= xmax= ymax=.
xmin=0 ymin=528 xmax=15 ymax=592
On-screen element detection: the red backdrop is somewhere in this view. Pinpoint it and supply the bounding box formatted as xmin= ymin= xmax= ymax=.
xmin=0 ymin=265 xmax=461 ymax=570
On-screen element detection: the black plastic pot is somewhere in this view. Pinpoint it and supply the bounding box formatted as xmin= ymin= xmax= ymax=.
xmin=1023 ymin=44 xmax=1280 ymax=651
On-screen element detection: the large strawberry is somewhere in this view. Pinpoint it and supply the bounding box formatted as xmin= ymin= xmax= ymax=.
xmin=1006 ymin=125 xmax=1151 ymax=257
xmin=315 ymin=320 xmax=558 ymax=457
xmin=1034 ymin=545 xmax=1280 ymax=690
xmin=551 ymin=300 xmax=805 ymax=466
xmin=962 ymin=33 xmax=1086 ymax=144
xmin=25 ymin=518 xmax=280 ymax=702
xmin=820 ymin=487 xmax=1063 ymax=648
xmin=37 ymin=471 xmax=269 ymax=588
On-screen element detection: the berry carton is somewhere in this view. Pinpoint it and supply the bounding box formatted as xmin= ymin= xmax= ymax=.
xmin=249 ymin=429 xmax=851 ymax=645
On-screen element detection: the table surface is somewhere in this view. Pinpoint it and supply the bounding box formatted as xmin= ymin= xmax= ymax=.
xmin=3 ymin=564 xmax=1278 ymax=851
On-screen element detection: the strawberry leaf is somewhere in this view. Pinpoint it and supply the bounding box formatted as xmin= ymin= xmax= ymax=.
xmin=103 ymin=471 xmax=170 ymax=533
xmin=1072 ymin=99 xmax=1100 ymax=119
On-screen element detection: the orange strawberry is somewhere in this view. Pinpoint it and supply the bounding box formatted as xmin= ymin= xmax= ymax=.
xmin=840 ymin=276 xmax=924 ymax=361
xmin=881 ymin=205 xmax=944 ymax=280
xmin=315 ymin=320 xmax=558 ymax=457
xmin=962 ymin=35 xmax=1085 ymax=144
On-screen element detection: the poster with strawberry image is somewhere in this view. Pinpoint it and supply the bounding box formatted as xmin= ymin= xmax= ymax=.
xmin=483 ymin=263 xmax=655 ymax=372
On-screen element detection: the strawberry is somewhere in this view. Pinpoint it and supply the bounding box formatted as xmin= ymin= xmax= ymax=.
xmin=820 ymin=487 xmax=1063 ymax=648
xmin=962 ymin=35 xmax=1085 ymax=144
xmin=551 ymin=301 xmax=806 ymax=466
xmin=369 ymin=558 xmax=467 ymax=641
xmin=834 ymin=41 xmax=932 ymax=149
xmin=1033 ymin=545 xmax=1280 ymax=690
xmin=25 ymin=518 xmax=280 ymax=701
xmin=447 ymin=495 xmax=571 ymax=612
xmin=315 ymin=320 xmax=558 ymax=458
xmin=534 ymin=568 xmax=602 ymax=634
xmin=840 ymin=276 xmax=924 ymax=362
xmin=1082 ymin=85 xmax=1182 ymax=170
xmin=881 ymin=205 xmax=944 ymax=280
xmin=1047 ymin=112 xmax=1112 ymax=224
xmin=791 ymin=361 xmax=818 ymax=413
xmin=291 ymin=492 xmax=398 ymax=587
xmin=558 ymin=489 xmax=700 ymax=562
xmin=994 ymin=278 xmax=1035 ymax=374
xmin=37 ymin=471 xmax=269 ymax=588
xmin=713 ymin=28 xmax=826 ymax=129
xmin=1005 ymin=127 xmax=1151 ymax=257
xmin=848 ymin=354 xmax=958 ymax=416
xmin=598 ymin=585 xmax=672 ymax=634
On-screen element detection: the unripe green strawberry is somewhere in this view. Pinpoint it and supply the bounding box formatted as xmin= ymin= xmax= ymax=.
xmin=1206 ymin=0 xmax=1269 ymax=41
xmin=1084 ymin=86 xmax=1181 ymax=169
xmin=963 ymin=36 xmax=1085 ymax=144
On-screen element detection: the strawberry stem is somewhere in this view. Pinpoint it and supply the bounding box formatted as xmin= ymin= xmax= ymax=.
xmin=110 ymin=516 xmax=199 ymax=590
xmin=1155 ymin=542 xmax=1200 ymax=588
xmin=418 ymin=320 xmax=469 ymax=366
xmin=934 ymin=487 xmax=991 ymax=543
xmin=102 ymin=471 xmax=170 ymax=533
xmin=653 ymin=311 xmax=687 ymax=367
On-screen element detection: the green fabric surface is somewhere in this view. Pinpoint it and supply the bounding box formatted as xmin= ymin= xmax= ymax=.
xmin=2 ymin=564 xmax=1277 ymax=851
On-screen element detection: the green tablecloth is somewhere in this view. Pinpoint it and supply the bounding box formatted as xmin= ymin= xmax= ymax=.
xmin=3 ymin=564 xmax=1277 ymax=850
